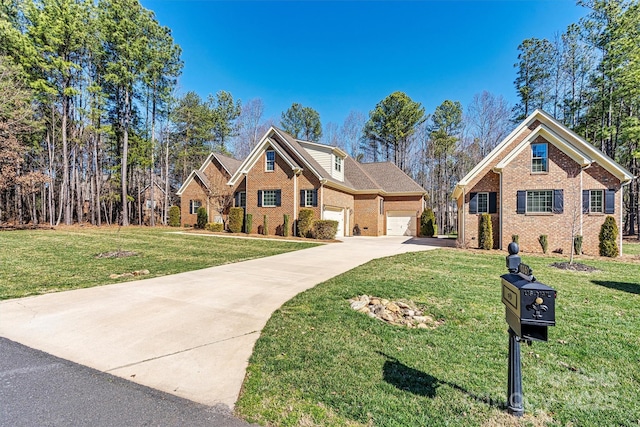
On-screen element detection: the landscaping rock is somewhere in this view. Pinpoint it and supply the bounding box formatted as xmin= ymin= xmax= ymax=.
xmin=109 ymin=269 xmax=151 ymax=280
xmin=348 ymin=295 xmax=444 ymax=329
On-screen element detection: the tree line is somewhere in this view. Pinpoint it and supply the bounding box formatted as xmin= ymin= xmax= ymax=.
xmin=1 ymin=0 xmax=638 ymax=237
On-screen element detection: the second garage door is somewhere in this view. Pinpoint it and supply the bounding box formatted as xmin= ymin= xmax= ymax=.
xmin=386 ymin=211 xmax=416 ymax=236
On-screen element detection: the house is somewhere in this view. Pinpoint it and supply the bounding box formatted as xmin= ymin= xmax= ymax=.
xmin=453 ymin=109 xmax=634 ymax=256
xmin=141 ymin=181 xmax=167 ymax=225
xmin=176 ymin=127 xmax=427 ymax=237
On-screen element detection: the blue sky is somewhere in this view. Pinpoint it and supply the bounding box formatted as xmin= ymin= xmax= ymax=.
xmin=140 ymin=0 xmax=587 ymax=128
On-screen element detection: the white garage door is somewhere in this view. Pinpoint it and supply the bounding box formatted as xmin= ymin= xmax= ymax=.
xmin=323 ymin=208 xmax=344 ymax=238
xmin=386 ymin=211 xmax=416 ymax=236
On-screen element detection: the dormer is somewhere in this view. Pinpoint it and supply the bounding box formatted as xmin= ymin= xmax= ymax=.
xmin=297 ymin=140 xmax=347 ymax=182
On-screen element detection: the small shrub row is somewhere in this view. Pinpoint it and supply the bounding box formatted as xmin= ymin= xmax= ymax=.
xmin=205 ymin=222 xmax=224 ymax=232
xmin=311 ymin=220 xmax=338 ymax=240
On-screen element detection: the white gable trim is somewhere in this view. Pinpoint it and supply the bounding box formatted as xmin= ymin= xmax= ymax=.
xmin=494 ymin=124 xmax=592 ymax=171
xmin=453 ymin=109 xmax=634 ymax=199
xmin=271 ymin=128 xmax=325 ymax=179
xmin=176 ymin=170 xmax=209 ymax=196
xmin=199 ymin=153 xmax=232 ymax=176
xmin=227 ymin=129 xmax=301 ymax=186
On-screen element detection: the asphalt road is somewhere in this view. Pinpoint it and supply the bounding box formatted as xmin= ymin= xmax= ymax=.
xmin=0 ymin=337 xmax=257 ymax=427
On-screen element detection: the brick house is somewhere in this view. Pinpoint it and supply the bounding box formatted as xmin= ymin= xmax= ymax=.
xmin=177 ymin=126 xmax=427 ymax=237
xmin=453 ymin=109 xmax=634 ymax=256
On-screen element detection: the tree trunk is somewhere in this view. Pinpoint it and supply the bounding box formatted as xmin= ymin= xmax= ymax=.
xmin=121 ymin=88 xmax=130 ymax=226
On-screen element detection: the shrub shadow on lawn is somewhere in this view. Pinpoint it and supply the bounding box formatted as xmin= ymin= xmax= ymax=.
xmin=377 ymin=352 xmax=505 ymax=410
xmin=591 ymin=280 xmax=640 ymax=295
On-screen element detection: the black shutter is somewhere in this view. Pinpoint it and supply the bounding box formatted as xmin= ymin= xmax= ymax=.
xmin=516 ymin=191 xmax=526 ymax=214
xmin=234 ymin=192 xmax=239 ymax=207
xmin=300 ymin=190 xmax=305 ymax=207
xmin=583 ymin=190 xmax=590 ymax=213
xmin=489 ymin=192 xmax=497 ymax=214
xmin=605 ymin=189 xmax=615 ymax=214
xmin=312 ymin=189 xmax=318 ymax=207
xmin=257 ymin=190 xmax=262 ymax=207
xmin=275 ymin=190 xmax=282 ymax=207
xmin=469 ymin=192 xmax=478 ymax=214
xmin=553 ymin=189 xmax=564 ymax=214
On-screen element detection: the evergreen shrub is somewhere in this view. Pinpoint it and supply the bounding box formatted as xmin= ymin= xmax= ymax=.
xmin=421 ymin=208 xmax=437 ymax=237
xmin=228 ymin=207 xmax=244 ymax=233
xmin=599 ymin=216 xmax=619 ymax=257
xmin=298 ymin=208 xmax=314 ymax=237
xmin=168 ymin=206 xmax=180 ymax=227
xmin=311 ymin=220 xmax=338 ymax=240
xmin=196 ymin=207 xmax=208 ymax=229
xmin=478 ymin=213 xmax=493 ymax=250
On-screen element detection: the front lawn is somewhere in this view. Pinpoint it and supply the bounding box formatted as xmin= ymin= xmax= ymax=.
xmin=237 ymin=249 xmax=640 ymax=426
xmin=0 ymin=226 xmax=318 ymax=300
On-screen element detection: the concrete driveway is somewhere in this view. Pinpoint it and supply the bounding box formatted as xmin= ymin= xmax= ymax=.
xmin=0 ymin=235 xmax=454 ymax=409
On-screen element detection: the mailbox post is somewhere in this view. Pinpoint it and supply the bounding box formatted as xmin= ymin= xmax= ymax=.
xmin=501 ymin=243 xmax=556 ymax=417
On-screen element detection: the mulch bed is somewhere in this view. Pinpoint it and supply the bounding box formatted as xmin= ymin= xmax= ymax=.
xmin=550 ymin=262 xmax=599 ymax=272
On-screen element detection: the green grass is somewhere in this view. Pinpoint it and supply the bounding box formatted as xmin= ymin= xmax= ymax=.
xmin=623 ymin=239 xmax=640 ymax=256
xmin=236 ymin=249 xmax=640 ymax=427
xmin=0 ymin=227 xmax=318 ymax=300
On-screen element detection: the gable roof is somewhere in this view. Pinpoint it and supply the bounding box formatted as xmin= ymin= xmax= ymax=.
xmin=225 ymin=126 xmax=426 ymax=196
xmin=360 ymin=162 xmax=427 ymax=194
xmin=452 ymin=109 xmax=635 ymax=200
xmin=200 ymin=152 xmax=243 ymax=176
xmin=176 ymin=169 xmax=211 ymax=196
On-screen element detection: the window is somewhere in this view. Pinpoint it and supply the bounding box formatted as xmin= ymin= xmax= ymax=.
xmin=334 ymin=156 xmax=342 ymax=172
xmin=145 ymin=200 xmax=155 ymax=209
xmin=476 ymin=192 xmax=489 ymax=214
xmin=300 ymin=189 xmax=317 ymax=207
xmin=589 ymin=190 xmax=604 ymax=213
xmin=526 ymin=190 xmax=553 ymax=213
xmin=189 ymin=200 xmax=201 ymax=214
xmin=380 ymin=199 xmax=384 ymax=215
xmin=235 ymin=191 xmax=246 ymax=208
xmin=265 ymin=150 xmax=275 ymax=171
xmin=262 ymin=190 xmax=277 ymax=207
xmin=531 ymin=143 xmax=548 ymax=173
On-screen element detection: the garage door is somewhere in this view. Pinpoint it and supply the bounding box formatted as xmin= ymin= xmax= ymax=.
xmin=323 ymin=208 xmax=344 ymax=238
xmin=386 ymin=211 xmax=416 ymax=236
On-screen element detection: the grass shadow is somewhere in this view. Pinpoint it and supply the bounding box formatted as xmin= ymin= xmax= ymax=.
xmin=377 ymin=351 xmax=505 ymax=410
xmin=591 ymin=280 xmax=640 ymax=295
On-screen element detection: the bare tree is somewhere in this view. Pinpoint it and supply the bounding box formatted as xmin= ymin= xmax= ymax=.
xmin=465 ymin=91 xmax=511 ymax=160
xmin=322 ymin=122 xmax=340 ymax=147
xmin=341 ymin=110 xmax=365 ymax=159
xmin=234 ymin=98 xmax=271 ymax=159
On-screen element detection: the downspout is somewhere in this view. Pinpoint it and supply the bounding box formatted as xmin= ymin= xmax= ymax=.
xmin=461 ymin=187 xmax=465 ymax=246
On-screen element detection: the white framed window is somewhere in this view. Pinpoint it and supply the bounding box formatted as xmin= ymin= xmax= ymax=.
xmin=334 ymin=156 xmax=342 ymax=172
xmin=265 ymin=150 xmax=275 ymax=171
xmin=145 ymin=200 xmax=156 ymax=209
xmin=262 ymin=190 xmax=277 ymax=207
xmin=189 ymin=200 xmax=201 ymax=214
xmin=477 ymin=192 xmax=489 ymax=214
xmin=589 ymin=190 xmax=604 ymax=213
xmin=527 ymin=190 xmax=553 ymax=213
xmin=304 ymin=190 xmax=314 ymax=207
xmin=531 ymin=143 xmax=548 ymax=173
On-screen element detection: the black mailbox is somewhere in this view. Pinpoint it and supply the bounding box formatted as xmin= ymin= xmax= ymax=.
xmin=501 ymin=272 xmax=556 ymax=341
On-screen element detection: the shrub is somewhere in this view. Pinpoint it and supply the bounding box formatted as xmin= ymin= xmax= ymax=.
xmin=205 ymin=222 xmax=224 ymax=232
xmin=263 ymin=215 xmax=268 ymax=236
xmin=196 ymin=207 xmax=208 ymax=229
xmin=298 ymin=208 xmax=314 ymax=237
xmin=420 ymin=208 xmax=437 ymax=237
xmin=599 ymin=216 xmax=619 ymax=257
xmin=283 ymin=214 xmax=290 ymax=237
xmin=478 ymin=213 xmax=493 ymax=250
xmin=573 ymin=235 xmax=583 ymax=255
xmin=245 ymin=213 xmax=252 ymax=234
xmin=228 ymin=207 xmax=244 ymax=233
xmin=168 ymin=206 xmax=181 ymax=227
xmin=311 ymin=220 xmax=338 ymax=240
xmin=538 ymin=235 xmax=548 ymax=254
xmin=511 ymin=234 xmax=519 ymax=244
